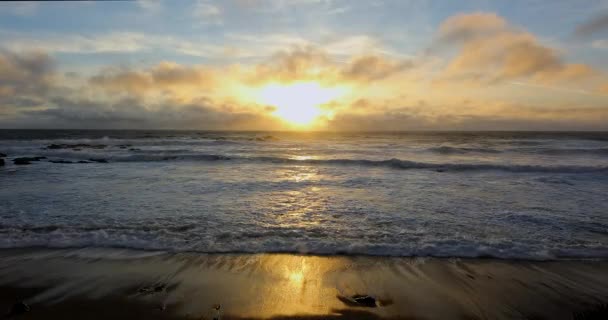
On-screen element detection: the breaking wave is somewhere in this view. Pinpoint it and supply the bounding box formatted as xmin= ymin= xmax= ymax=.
xmin=30 ymin=150 xmax=608 ymax=173
xmin=428 ymin=146 xmax=502 ymax=154
xmin=428 ymin=145 xmax=608 ymax=156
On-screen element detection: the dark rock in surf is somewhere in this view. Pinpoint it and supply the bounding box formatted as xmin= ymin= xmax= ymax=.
xmin=337 ymin=294 xmax=378 ymax=308
xmin=138 ymin=283 xmax=166 ymax=295
xmin=13 ymin=157 xmax=45 ymax=165
xmin=352 ymin=295 xmax=377 ymax=307
xmin=9 ymin=301 xmax=30 ymax=315
xmin=13 ymin=158 xmax=31 ymax=165
xmin=49 ymin=159 xmax=73 ymax=164
xmin=88 ymin=158 xmax=109 ymax=163
xmin=572 ymin=303 xmax=608 ymax=320
xmin=46 ymin=143 xmax=106 ymax=150
xmin=0 ymin=152 xmax=6 ymax=157
xmin=0 ymin=158 xmax=4 ymax=166
xmin=78 ymin=160 xmax=91 ymax=164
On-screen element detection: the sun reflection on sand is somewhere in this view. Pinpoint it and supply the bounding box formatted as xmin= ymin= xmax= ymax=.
xmin=288 ymin=270 xmax=304 ymax=284
xmin=285 ymin=260 xmax=307 ymax=293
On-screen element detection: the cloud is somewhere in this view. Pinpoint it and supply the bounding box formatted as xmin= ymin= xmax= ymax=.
xmin=0 ymin=50 xmax=55 ymax=106
xmin=89 ymin=62 xmax=216 ymax=94
xmin=323 ymin=98 xmax=608 ymax=131
xmin=20 ymin=95 xmax=280 ymax=130
xmin=193 ymin=0 xmax=223 ymax=24
xmin=0 ymin=31 xmax=232 ymax=58
xmin=342 ymin=55 xmax=413 ymax=80
xmin=1 ymin=38 xmax=606 ymax=131
xmin=592 ymin=39 xmax=608 ymax=49
xmin=437 ymin=12 xmax=507 ymax=44
xmin=248 ymin=46 xmax=412 ymax=85
xmin=435 ymin=12 xmax=596 ymax=84
xmin=2 ymin=2 xmax=39 ymax=16
xmin=574 ymin=13 xmax=608 ymax=37
xmin=137 ymin=0 xmax=162 ymax=13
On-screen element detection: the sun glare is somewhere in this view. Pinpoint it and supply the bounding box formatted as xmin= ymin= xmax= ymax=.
xmin=257 ymin=82 xmax=347 ymax=127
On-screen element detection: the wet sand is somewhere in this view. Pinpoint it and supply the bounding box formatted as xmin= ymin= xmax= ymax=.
xmin=0 ymin=249 xmax=607 ymax=319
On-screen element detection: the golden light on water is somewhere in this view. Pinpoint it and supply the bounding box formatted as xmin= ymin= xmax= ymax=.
xmin=257 ymin=82 xmax=348 ymax=127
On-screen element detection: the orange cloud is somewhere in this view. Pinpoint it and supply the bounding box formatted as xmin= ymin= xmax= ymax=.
xmin=438 ymin=12 xmax=507 ymax=43
xmin=246 ymin=46 xmax=412 ymax=85
xmin=436 ymin=12 xmax=596 ymax=84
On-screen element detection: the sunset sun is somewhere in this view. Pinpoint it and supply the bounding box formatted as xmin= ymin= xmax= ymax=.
xmin=257 ymin=82 xmax=347 ymax=127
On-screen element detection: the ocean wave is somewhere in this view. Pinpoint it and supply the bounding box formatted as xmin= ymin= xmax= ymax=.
xmin=428 ymin=145 xmax=608 ymax=156
xmin=0 ymin=229 xmax=606 ymax=260
xmin=15 ymin=150 xmax=608 ymax=173
xmin=248 ymin=157 xmax=608 ymax=173
xmin=530 ymin=147 xmax=608 ymax=155
xmin=428 ymin=146 xmax=502 ymax=154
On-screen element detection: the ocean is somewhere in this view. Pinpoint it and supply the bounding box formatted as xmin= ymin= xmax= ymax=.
xmin=1 ymin=130 xmax=607 ymax=259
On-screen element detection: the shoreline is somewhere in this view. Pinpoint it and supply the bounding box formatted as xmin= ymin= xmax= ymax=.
xmin=1 ymin=248 xmax=607 ymax=319
xmin=1 ymin=246 xmax=608 ymax=262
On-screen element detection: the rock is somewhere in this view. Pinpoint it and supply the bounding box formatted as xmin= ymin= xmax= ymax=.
xmin=49 ymin=159 xmax=73 ymax=164
xmin=254 ymin=135 xmax=278 ymax=142
xmin=0 ymin=158 xmax=4 ymax=166
xmin=0 ymin=152 xmax=6 ymax=157
xmin=352 ymin=295 xmax=377 ymax=307
xmin=138 ymin=283 xmax=166 ymax=295
xmin=337 ymin=294 xmax=378 ymax=308
xmin=13 ymin=158 xmax=32 ymax=165
xmin=436 ymin=169 xmax=445 ymax=172
xmin=212 ymin=304 xmax=221 ymax=320
xmin=77 ymin=160 xmax=90 ymax=164
xmin=13 ymin=156 xmax=46 ymax=165
xmin=9 ymin=301 xmax=30 ymax=315
xmin=46 ymin=143 xmax=106 ymax=150
xmin=572 ymin=303 xmax=608 ymax=320
xmin=88 ymin=158 xmax=108 ymax=163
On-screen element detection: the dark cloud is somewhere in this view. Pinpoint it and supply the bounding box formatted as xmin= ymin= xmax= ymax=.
xmin=89 ymin=62 xmax=214 ymax=94
xmin=0 ymin=50 xmax=55 ymax=104
xmin=575 ymin=13 xmax=608 ymax=37
xmin=16 ymin=95 xmax=280 ymax=130
xmin=326 ymin=105 xmax=608 ymax=131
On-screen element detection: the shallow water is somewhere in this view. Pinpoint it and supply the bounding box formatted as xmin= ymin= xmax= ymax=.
xmin=1 ymin=130 xmax=607 ymax=259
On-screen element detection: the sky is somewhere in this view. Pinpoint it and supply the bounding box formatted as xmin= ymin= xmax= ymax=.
xmin=1 ymin=0 xmax=608 ymax=131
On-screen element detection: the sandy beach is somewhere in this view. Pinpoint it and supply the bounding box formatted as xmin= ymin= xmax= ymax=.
xmin=0 ymin=249 xmax=606 ymax=319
